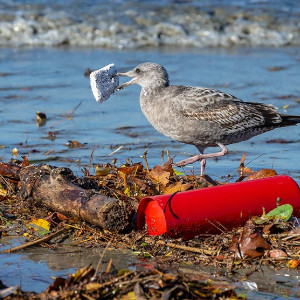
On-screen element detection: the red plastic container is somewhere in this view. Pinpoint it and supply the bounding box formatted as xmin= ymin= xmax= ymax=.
xmin=137 ymin=175 xmax=300 ymax=239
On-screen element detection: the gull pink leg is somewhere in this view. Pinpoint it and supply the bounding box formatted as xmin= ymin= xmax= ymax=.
xmin=200 ymin=158 xmax=206 ymax=176
xmin=175 ymin=143 xmax=228 ymax=175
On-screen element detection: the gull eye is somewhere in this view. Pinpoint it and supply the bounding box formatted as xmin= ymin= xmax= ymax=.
xmin=135 ymin=68 xmax=141 ymax=74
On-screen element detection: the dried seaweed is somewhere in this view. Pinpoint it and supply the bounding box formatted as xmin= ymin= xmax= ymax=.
xmin=0 ymin=155 xmax=300 ymax=299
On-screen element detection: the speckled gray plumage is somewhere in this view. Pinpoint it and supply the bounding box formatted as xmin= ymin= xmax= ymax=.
xmin=117 ymin=62 xmax=300 ymax=173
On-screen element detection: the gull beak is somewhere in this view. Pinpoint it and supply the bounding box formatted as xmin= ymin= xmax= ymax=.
xmin=116 ymin=70 xmax=136 ymax=90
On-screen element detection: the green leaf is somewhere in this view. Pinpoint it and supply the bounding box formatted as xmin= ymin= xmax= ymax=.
xmin=173 ymin=168 xmax=185 ymax=176
xmin=142 ymin=251 xmax=152 ymax=257
xmin=266 ymin=204 xmax=293 ymax=221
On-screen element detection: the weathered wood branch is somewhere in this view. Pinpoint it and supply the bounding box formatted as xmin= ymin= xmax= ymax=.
xmin=13 ymin=165 xmax=133 ymax=232
xmin=0 ymin=227 xmax=69 ymax=254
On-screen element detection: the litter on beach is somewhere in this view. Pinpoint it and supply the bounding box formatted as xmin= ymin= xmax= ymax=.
xmin=90 ymin=64 xmax=119 ymax=103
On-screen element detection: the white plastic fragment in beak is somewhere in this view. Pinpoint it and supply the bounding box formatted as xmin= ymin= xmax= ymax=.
xmin=90 ymin=64 xmax=119 ymax=103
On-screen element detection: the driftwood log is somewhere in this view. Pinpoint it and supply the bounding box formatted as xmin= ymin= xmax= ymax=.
xmin=0 ymin=163 xmax=133 ymax=232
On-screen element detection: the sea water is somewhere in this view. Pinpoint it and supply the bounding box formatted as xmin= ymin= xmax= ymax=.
xmin=1 ymin=0 xmax=300 ymax=298
xmin=1 ymin=46 xmax=300 ymax=181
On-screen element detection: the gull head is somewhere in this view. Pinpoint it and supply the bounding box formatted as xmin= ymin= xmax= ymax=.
xmin=117 ymin=62 xmax=169 ymax=90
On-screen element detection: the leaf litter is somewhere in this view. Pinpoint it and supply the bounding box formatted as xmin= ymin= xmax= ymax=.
xmin=0 ymin=154 xmax=300 ymax=299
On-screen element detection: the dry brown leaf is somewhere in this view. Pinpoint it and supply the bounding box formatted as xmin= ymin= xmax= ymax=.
xmin=268 ymin=249 xmax=287 ymax=259
xmin=215 ymin=254 xmax=225 ymax=261
xmin=118 ymin=163 xmax=143 ymax=175
xmin=262 ymin=223 xmax=274 ymax=235
xmin=287 ymin=259 xmax=300 ymax=269
xmin=238 ymin=154 xmax=254 ymax=178
xmin=229 ymin=219 xmax=271 ymax=259
xmin=67 ymin=140 xmax=84 ymax=148
xmin=117 ymin=171 xmax=127 ymax=188
xmin=146 ymin=165 xmax=170 ymax=187
xmin=21 ymin=156 xmax=29 ymax=167
xmin=46 ymin=277 xmax=66 ymax=293
xmin=246 ymin=169 xmax=277 ymax=181
xmin=162 ymin=158 xmax=174 ymax=176
xmin=162 ymin=181 xmax=192 ymax=194
xmin=129 ymin=176 xmax=158 ymax=195
xmin=85 ymin=282 xmax=101 ymax=292
xmin=95 ymin=166 xmax=111 ymax=176
xmin=46 ymin=212 xmax=68 ymax=228
xmin=0 ymin=188 xmax=8 ymax=198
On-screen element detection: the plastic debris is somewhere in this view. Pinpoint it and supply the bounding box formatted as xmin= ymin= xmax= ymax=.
xmin=137 ymin=175 xmax=300 ymax=239
xmin=90 ymin=64 xmax=119 ymax=103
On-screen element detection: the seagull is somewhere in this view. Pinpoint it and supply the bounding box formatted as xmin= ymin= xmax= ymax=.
xmin=117 ymin=62 xmax=300 ymax=175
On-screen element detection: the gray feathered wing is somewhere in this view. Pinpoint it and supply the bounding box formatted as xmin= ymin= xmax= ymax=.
xmin=172 ymin=86 xmax=282 ymax=134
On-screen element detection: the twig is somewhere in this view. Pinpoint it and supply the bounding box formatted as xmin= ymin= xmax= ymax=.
xmin=93 ymin=271 xmax=136 ymax=289
xmin=44 ymin=148 xmax=55 ymax=156
xmin=155 ymin=240 xmax=213 ymax=255
xmin=206 ymin=219 xmax=226 ymax=234
xmin=94 ymin=240 xmax=112 ymax=277
xmin=88 ymin=146 xmax=99 ymax=176
xmin=50 ymin=101 xmax=82 ymax=129
xmin=123 ymin=175 xmax=128 ymax=189
xmin=0 ymin=174 xmax=15 ymax=195
xmin=66 ymin=101 xmax=82 ymax=118
xmin=166 ymin=149 xmax=170 ymax=161
xmin=112 ymin=274 xmax=160 ymax=287
xmin=213 ymin=220 xmax=228 ymax=233
xmin=244 ymin=153 xmax=265 ymax=167
xmin=105 ymin=258 xmax=113 ymax=274
xmin=225 ymin=153 xmax=265 ymax=179
xmin=108 ymin=145 xmax=123 ymax=156
xmin=272 ymin=150 xmax=288 ymax=169
xmin=50 ymin=119 xmax=67 ymax=129
xmin=143 ymin=149 xmax=149 ymax=172
xmin=161 ymin=150 xmax=165 ymax=165
xmin=81 ymin=293 xmax=96 ymax=300
xmin=0 ymin=227 xmax=69 ymax=253
xmin=281 ymin=233 xmax=300 ymax=241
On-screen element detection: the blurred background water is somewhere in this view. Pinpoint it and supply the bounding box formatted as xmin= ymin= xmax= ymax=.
xmin=1 ymin=0 xmax=300 ymax=297
xmin=0 ymin=0 xmax=300 ymax=48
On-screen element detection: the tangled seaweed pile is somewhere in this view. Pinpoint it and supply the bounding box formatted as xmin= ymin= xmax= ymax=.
xmin=0 ymin=156 xmax=300 ymax=299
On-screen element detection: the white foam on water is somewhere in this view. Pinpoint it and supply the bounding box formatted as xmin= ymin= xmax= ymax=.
xmin=0 ymin=1 xmax=300 ymax=48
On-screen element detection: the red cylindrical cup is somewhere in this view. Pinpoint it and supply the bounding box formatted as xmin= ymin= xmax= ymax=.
xmin=137 ymin=175 xmax=300 ymax=239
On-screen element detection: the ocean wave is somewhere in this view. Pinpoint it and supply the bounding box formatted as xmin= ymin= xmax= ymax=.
xmin=0 ymin=1 xmax=299 ymax=48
